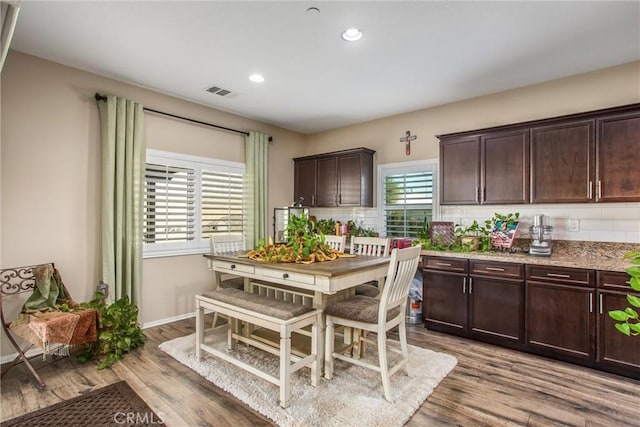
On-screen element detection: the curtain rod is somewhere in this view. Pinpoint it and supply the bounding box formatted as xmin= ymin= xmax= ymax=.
xmin=94 ymin=92 xmax=253 ymax=137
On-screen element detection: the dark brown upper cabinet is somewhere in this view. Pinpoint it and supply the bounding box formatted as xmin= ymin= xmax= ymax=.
xmin=438 ymin=103 xmax=639 ymax=205
xmin=439 ymin=129 xmax=529 ymax=205
xmin=293 ymin=158 xmax=317 ymax=206
xmin=440 ymin=136 xmax=480 ymax=204
xmin=596 ymin=110 xmax=640 ymax=202
xmin=531 ymin=119 xmax=595 ymax=203
xmin=293 ymin=147 xmax=375 ymax=208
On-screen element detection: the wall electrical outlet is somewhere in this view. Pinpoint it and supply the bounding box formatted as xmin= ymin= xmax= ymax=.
xmin=568 ymin=219 xmax=580 ymax=231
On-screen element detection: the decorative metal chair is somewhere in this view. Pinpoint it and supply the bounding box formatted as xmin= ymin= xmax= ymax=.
xmin=324 ymin=245 xmax=422 ymax=402
xmin=0 ymin=263 xmax=98 ymax=388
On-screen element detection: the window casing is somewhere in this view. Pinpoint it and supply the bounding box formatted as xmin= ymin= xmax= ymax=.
xmin=143 ymin=149 xmax=245 ymax=258
xmin=377 ymin=160 xmax=438 ymax=239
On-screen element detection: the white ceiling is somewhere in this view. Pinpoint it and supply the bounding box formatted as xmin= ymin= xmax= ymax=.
xmin=9 ymin=1 xmax=640 ymax=134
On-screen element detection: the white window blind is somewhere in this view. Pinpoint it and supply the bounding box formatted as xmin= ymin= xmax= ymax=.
xmin=201 ymin=170 xmax=244 ymax=238
xmin=143 ymin=150 xmax=245 ymax=258
xmin=144 ymin=164 xmax=196 ymax=244
xmin=378 ymin=160 xmax=437 ymax=238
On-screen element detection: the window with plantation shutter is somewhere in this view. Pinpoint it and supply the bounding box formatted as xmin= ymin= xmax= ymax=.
xmin=144 ymin=164 xmax=195 ymax=244
xmin=144 ymin=150 xmax=245 ymax=257
xmin=201 ymin=170 xmax=244 ymax=238
xmin=378 ymin=160 xmax=438 ymax=239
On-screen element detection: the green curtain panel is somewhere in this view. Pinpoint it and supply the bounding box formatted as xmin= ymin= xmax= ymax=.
xmin=97 ymin=96 xmax=145 ymax=305
xmin=245 ymin=131 xmax=270 ymax=249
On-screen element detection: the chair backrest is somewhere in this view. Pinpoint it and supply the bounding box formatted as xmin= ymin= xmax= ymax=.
xmin=378 ymin=245 xmax=422 ymax=318
xmin=209 ymin=234 xmax=245 ymax=254
xmin=324 ymin=235 xmax=346 ymax=252
xmin=0 ymin=263 xmax=54 ymax=328
xmin=349 ymin=236 xmax=390 ymax=257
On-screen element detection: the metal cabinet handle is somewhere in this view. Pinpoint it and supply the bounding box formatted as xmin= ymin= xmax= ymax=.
xmin=462 ymin=277 xmax=467 ymax=294
xmin=436 ymin=262 xmax=452 ymax=267
xmin=485 ymin=267 xmax=505 ymax=272
xmin=469 ymin=277 xmax=473 ymax=294
xmin=546 ymin=273 xmax=571 ymax=279
xmin=626 ymin=280 xmax=632 ymax=285
xmin=597 ymin=180 xmax=602 ymax=201
xmin=588 ymin=181 xmax=593 ymax=199
xmin=599 ymin=293 xmax=603 ymax=315
xmin=589 ymin=293 xmax=593 ymax=313
xmin=312 ymin=195 xmax=315 ymax=206
xmin=283 ymin=273 xmax=289 ymax=279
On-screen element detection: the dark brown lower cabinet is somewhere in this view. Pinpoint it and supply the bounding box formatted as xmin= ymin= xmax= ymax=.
xmin=423 ymin=269 xmax=467 ymax=334
xmin=526 ymin=280 xmax=595 ymax=360
xmin=423 ymin=257 xmax=637 ymax=380
xmin=597 ymin=271 xmax=640 ymax=378
xmin=469 ymin=276 xmax=523 ymax=343
xmin=423 ymin=257 xmax=524 ymax=346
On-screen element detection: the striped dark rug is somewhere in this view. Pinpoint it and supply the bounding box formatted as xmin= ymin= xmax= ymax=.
xmin=1 ymin=381 xmax=165 ymax=427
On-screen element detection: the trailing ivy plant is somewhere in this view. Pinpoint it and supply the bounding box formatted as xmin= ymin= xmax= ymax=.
xmin=78 ymin=292 xmax=146 ymax=369
xmin=608 ymin=250 xmax=640 ymax=337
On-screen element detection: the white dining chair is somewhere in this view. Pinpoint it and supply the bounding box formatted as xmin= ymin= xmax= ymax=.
xmin=324 ymin=235 xmax=346 ymax=252
xmin=209 ymin=234 xmax=246 ymax=327
xmin=350 ymin=236 xmax=390 ymax=297
xmin=324 ymin=245 xmax=422 ymax=402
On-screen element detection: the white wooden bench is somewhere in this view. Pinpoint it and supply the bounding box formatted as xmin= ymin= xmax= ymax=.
xmin=195 ymin=288 xmax=322 ymax=408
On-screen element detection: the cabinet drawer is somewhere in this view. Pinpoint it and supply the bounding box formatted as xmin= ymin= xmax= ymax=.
xmin=213 ymin=260 xmax=254 ymax=275
xmin=526 ymin=265 xmax=594 ymax=286
xmin=470 ymin=260 xmax=524 ymax=279
xmin=261 ymin=268 xmax=315 ymax=285
xmin=598 ymin=270 xmax=633 ymax=291
xmin=423 ymin=256 xmax=468 ymax=273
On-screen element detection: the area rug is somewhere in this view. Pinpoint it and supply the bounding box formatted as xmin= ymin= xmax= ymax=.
xmin=1 ymin=381 xmax=165 ymax=427
xmin=159 ymin=328 xmax=457 ymax=427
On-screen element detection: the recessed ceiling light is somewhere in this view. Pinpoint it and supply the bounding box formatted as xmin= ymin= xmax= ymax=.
xmin=249 ymin=73 xmax=265 ymax=83
xmin=341 ymin=28 xmax=363 ymax=42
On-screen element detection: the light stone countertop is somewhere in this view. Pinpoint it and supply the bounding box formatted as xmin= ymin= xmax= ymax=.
xmin=420 ymin=240 xmax=639 ymax=273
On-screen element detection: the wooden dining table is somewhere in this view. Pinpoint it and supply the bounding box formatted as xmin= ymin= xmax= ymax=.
xmin=203 ymin=251 xmax=391 ymax=370
xmin=203 ymin=251 xmax=391 ymax=309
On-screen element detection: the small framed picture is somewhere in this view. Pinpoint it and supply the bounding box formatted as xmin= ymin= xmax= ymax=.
xmin=491 ymin=221 xmax=519 ymax=248
xmin=430 ymin=222 xmax=455 ymax=245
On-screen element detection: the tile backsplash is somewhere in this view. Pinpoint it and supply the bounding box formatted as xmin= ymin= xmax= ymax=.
xmin=440 ymin=202 xmax=640 ymax=244
xmin=309 ymin=202 xmax=640 ymax=244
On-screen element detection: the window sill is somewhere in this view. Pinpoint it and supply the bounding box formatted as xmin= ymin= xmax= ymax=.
xmin=143 ymin=247 xmax=209 ymax=259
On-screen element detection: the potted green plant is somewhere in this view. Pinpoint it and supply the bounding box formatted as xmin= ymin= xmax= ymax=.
xmin=456 ymin=220 xmax=492 ymax=251
xmin=78 ymin=293 xmax=146 ymax=369
xmin=608 ymin=250 xmax=640 ymax=337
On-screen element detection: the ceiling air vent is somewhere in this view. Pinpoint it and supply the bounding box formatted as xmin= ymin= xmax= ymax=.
xmin=206 ymin=85 xmax=234 ymax=97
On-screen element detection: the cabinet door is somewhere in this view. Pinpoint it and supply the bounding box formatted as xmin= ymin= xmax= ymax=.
xmin=440 ymin=136 xmax=480 ymax=204
xmin=316 ymin=157 xmax=338 ymax=206
xmin=337 ymin=154 xmax=362 ymax=206
xmin=596 ymin=111 xmax=640 ymax=202
xmin=531 ymin=120 xmax=595 ymax=203
xmin=423 ymin=270 xmax=468 ymax=333
xmin=468 ymin=276 xmax=524 ymax=343
xmin=597 ymin=290 xmax=640 ymax=376
xmin=526 ymin=281 xmax=595 ymax=360
xmin=481 ymin=129 xmax=529 ymax=204
xmin=294 ymin=159 xmax=317 ymax=206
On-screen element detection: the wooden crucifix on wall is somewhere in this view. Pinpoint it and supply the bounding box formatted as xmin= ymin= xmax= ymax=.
xmin=400 ymin=130 xmax=417 ymax=155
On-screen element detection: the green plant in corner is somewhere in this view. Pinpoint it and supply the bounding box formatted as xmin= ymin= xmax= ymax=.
xmin=608 ymin=250 xmax=640 ymax=337
xmin=77 ymin=292 xmax=146 ymax=369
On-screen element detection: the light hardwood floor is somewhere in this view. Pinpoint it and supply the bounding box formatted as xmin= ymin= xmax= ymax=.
xmin=2 ymin=317 xmax=639 ymax=426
